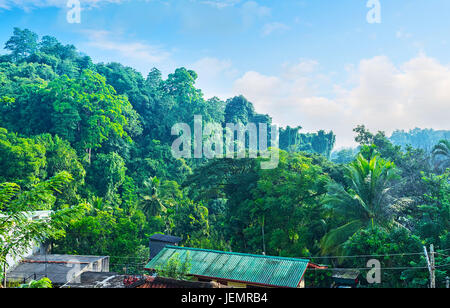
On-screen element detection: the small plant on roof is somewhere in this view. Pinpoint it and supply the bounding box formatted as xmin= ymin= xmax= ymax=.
xmin=19 ymin=277 xmax=53 ymax=288
xmin=156 ymin=252 xmax=192 ymax=281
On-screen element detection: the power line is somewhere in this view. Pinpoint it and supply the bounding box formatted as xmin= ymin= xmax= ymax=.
xmin=303 ymin=247 xmax=450 ymax=260
xmin=308 ymin=262 xmax=450 ymax=271
xmin=306 ymin=251 xmax=424 ymax=259
xmin=436 ymin=252 xmax=450 ymax=258
xmin=308 ymin=265 xmax=427 ymax=271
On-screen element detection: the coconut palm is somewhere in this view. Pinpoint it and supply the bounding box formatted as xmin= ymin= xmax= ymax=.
xmin=139 ymin=177 xmax=166 ymax=218
xmin=320 ymin=150 xmax=398 ymax=255
xmin=432 ymin=139 xmax=450 ymax=171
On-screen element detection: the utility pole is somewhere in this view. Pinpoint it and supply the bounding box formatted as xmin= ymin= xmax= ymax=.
xmin=423 ymin=245 xmax=436 ymax=288
xmin=430 ymin=245 xmax=435 ymax=289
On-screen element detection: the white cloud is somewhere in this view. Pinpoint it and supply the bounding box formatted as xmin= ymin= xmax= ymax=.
xmin=238 ymin=1 xmax=271 ymax=28
xmin=0 ymin=0 xmax=126 ymax=10
xmin=234 ymin=71 xmax=283 ymax=108
xmin=80 ymin=29 xmax=171 ymax=75
xmin=200 ymin=0 xmax=241 ymax=9
xmin=190 ymin=57 xmax=239 ymax=99
xmin=396 ymin=29 xmax=413 ymax=39
xmin=261 ymin=22 xmax=290 ymax=36
xmin=233 ymin=55 xmax=450 ymax=148
xmin=200 ymin=0 xmax=271 ymax=18
xmin=241 ymin=1 xmax=270 ymax=17
xmin=192 ymin=57 xmax=234 ymax=77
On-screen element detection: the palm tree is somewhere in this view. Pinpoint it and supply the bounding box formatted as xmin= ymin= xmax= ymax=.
xmin=320 ymin=151 xmax=398 ymax=255
xmin=139 ymin=177 xmax=166 ymax=218
xmin=140 ymin=195 xmax=165 ymax=217
xmin=432 ymin=139 xmax=450 ymax=171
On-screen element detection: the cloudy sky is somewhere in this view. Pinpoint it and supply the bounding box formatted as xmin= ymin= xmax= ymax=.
xmin=0 ymin=0 xmax=449 ymax=148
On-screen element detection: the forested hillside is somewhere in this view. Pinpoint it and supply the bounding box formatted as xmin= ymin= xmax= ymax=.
xmin=390 ymin=128 xmax=450 ymax=152
xmin=1 ymin=28 xmax=449 ymax=288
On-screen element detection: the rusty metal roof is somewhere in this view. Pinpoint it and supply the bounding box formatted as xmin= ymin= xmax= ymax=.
xmin=144 ymin=246 xmax=310 ymax=288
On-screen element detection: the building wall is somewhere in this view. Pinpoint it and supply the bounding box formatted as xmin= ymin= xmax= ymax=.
xmin=5 ymin=242 xmax=47 ymax=271
xmin=298 ymin=278 xmax=305 ymax=288
xmin=64 ymin=256 xmax=110 ymax=285
xmin=90 ymin=257 xmax=110 ymax=272
xmin=193 ymin=276 xmax=306 ymax=288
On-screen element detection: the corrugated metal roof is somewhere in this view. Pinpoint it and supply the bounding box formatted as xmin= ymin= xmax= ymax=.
xmin=144 ymin=246 xmax=310 ymax=288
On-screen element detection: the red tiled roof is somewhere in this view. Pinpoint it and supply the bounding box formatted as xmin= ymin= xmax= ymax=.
xmin=308 ymin=263 xmax=329 ymax=270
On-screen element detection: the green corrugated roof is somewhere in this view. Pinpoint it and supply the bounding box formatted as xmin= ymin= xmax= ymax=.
xmin=144 ymin=246 xmax=310 ymax=288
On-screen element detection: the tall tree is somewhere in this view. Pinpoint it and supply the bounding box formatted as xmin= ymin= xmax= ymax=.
xmin=4 ymin=28 xmax=38 ymax=62
xmin=432 ymin=139 xmax=450 ymax=171
xmin=139 ymin=177 xmax=166 ymax=218
xmin=0 ymin=172 xmax=86 ymax=286
xmin=40 ymin=70 xmax=139 ymax=160
xmin=243 ymin=151 xmax=330 ymax=256
xmin=321 ymin=149 xmax=399 ymax=254
xmin=87 ymin=152 xmax=126 ymax=202
xmin=0 ymin=127 xmax=46 ymax=187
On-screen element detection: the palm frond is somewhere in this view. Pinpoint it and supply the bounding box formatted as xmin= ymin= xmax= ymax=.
xmin=320 ymin=220 xmax=364 ymax=255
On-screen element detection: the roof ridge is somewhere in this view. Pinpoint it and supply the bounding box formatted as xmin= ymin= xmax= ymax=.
xmin=165 ymin=246 xmax=310 ymax=262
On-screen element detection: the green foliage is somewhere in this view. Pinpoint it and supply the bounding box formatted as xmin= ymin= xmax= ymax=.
xmin=0 ymin=127 xmax=46 ymax=187
xmin=1 ymin=28 xmax=449 ymax=288
xmin=5 ymin=28 xmax=39 ymax=62
xmin=87 ymin=152 xmax=126 ymax=202
xmin=52 ymin=205 xmax=144 ymax=273
xmin=432 ymin=139 xmax=450 ymax=172
xmin=186 ymin=151 xmax=331 ymax=255
xmin=321 ymin=149 xmax=399 ymax=254
xmin=171 ymin=199 xmax=210 ymax=245
xmin=42 ymin=70 xmax=136 ymax=156
xmin=156 ymin=252 xmax=192 ymax=280
xmin=0 ymin=171 xmax=87 ymax=278
xmin=343 ymin=227 xmax=425 ymax=288
xmin=390 ymin=128 xmax=450 ymax=152
xmin=414 ymin=171 xmax=450 ymax=244
xmin=243 ymin=151 xmax=330 ymax=256
xmin=354 ymin=125 xmax=403 ymax=162
xmin=331 ymin=148 xmax=356 ymax=164
xmin=34 ymin=134 xmax=86 ymax=207
xmin=129 ymin=138 xmax=191 ymax=185
xmin=225 ymin=95 xmax=259 ymax=125
xmin=280 ymin=126 xmax=336 ymax=158
xmin=139 ymin=177 xmax=166 ymax=218
xmin=20 ymin=277 xmax=53 ymax=288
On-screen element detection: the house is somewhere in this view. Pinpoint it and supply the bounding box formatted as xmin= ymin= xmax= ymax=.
xmin=144 ymin=246 xmax=323 ymax=288
xmin=6 ymin=254 xmax=110 ymax=286
xmin=149 ymin=234 xmax=182 ymax=260
xmin=331 ymin=269 xmax=360 ymax=288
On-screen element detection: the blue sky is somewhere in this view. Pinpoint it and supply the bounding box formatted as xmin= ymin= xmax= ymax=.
xmin=1 ymin=0 xmax=449 ymax=147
